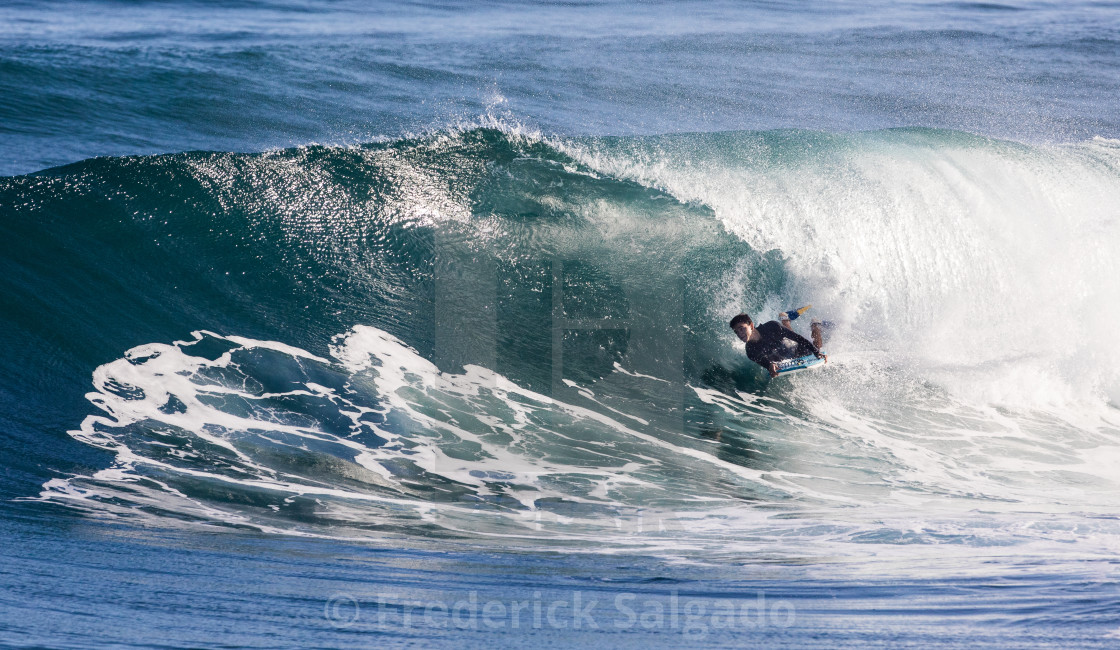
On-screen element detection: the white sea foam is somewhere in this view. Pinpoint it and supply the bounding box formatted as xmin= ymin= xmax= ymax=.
xmin=37 ymin=318 xmax=1120 ymax=569
xmin=40 ymin=327 xmax=832 ymax=543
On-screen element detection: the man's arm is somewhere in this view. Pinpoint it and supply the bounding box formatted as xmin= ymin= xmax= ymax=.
xmin=777 ymin=328 xmax=822 ymax=358
xmin=745 ymin=345 xmax=780 ymax=376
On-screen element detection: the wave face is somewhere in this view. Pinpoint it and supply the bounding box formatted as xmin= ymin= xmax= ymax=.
xmin=5 ymin=127 xmax=1120 ymax=566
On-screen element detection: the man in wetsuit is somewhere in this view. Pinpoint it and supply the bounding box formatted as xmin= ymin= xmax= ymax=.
xmin=730 ymin=313 xmax=826 ymax=377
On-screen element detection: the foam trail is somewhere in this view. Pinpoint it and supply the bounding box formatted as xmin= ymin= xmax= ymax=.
xmin=43 ymin=326 xmax=862 ymax=546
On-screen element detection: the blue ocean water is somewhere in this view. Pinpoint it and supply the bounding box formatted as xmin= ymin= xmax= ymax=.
xmin=3 ymin=1 xmax=1120 ymax=647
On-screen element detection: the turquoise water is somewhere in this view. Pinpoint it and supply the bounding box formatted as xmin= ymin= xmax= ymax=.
xmin=2 ymin=1 xmax=1120 ymax=647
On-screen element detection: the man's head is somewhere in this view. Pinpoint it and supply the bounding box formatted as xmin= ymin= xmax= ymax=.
xmin=730 ymin=313 xmax=754 ymax=342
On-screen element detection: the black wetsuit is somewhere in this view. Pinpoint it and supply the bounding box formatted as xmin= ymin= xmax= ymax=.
xmin=745 ymin=321 xmax=821 ymax=371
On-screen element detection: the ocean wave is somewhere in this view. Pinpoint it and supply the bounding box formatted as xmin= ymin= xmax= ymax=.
xmin=5 ymin=126 xmax=1120 ymax=561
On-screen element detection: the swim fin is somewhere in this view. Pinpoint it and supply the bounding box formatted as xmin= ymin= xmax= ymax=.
xmin=781 ymin=304 xmax=812 ymax=321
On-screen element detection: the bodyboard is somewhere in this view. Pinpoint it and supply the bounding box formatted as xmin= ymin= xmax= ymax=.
xmin=775 ymin=353 xmax=826 ymax=375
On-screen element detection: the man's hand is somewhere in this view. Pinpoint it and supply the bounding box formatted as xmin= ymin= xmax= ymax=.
xmin=769 ymin=362 xmax=779 ymax=378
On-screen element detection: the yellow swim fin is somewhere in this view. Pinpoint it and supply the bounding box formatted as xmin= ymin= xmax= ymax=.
xmin=781 ymin=304 xmax=813 ymax=321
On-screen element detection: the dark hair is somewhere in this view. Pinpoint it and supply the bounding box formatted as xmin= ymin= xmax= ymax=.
xmin=729 ymin=313 xmax=753 ymax=329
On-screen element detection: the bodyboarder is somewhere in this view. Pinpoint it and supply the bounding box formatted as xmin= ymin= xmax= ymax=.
xmin=730 ymin=311 xmax=827 ymax=377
